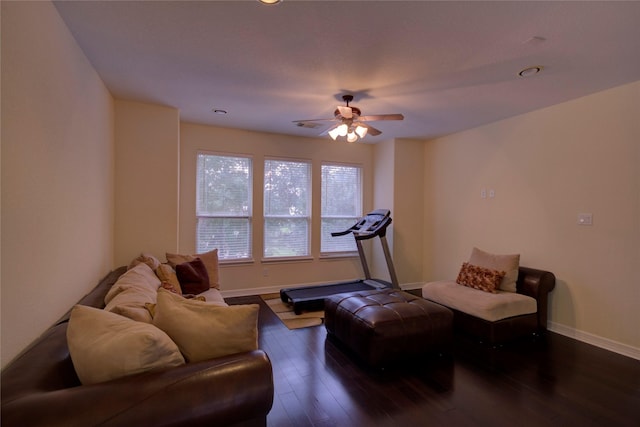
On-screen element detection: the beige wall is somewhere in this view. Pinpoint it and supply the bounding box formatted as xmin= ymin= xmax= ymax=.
xmin=371 ymin=139 xmax=395 ymax=282
xmin=423 ymin=81 xmax=640 ymax=353
xmin=179 ymin=123 xmax=374 ymax=295
xmin=114 ymin=100 xmax=180 ymax=266
xmin=371 ymin=138 xmax=425 ymax=286
xmin=1 ymin=1 xmax=115 ymax=367
xmin=393 ymin=139 xmax=425 ymax=284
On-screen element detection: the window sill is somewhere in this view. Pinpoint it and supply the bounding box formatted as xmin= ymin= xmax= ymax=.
xmin=219 ymin=258 xmax=255 ymax=266
xmin=261 ymin=256 xmax=314 ymax=264
xmin=319 ymin=252 xmax=358 ymax=260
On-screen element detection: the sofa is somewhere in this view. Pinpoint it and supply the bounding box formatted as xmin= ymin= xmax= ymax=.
xmin=1 ymin=257 xmax=274 ymax=427
xmin=422 ymin=248 xmax=556 ymax=344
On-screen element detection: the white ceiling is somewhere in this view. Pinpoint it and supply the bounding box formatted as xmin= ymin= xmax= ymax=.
xmin=53 ymin=0 xmax=640 ymax=142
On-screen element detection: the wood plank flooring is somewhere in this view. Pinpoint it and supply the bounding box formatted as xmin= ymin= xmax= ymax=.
xmin=227 ymin=295 xmax=640 ymax=427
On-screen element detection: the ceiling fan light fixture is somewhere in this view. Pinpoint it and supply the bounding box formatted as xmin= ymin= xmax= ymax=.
xmin=293 ymin=93 xmax=403 ymax=143
xmin=258 ymin=0 xmax=282 ymax=5
xmin=328 ymin=126 xmax=341 ymax=140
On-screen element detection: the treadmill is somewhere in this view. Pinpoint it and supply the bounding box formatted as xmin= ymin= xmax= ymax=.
xmin=279 ymin=209 xmax=400 ymax=314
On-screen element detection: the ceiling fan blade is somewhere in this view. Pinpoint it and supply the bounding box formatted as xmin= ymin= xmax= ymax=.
xmin=293 ymin=118 xmax=336 ymax=123
xmin=358 ymin=122 xmax=382 ymax=136
xmin=358 ymin=114 xmax=404 ymax=121
xmin=293 ymin=119 xmax=337 ymax=131
xmin=337 ymin=105 xmax=353 ymax=119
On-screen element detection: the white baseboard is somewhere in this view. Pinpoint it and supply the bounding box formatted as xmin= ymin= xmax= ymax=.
xmin=400 ymin=282 xmax=425 ymax=291
xmin=221 ymin=285 xmax=284 ymax=298
xmin=548 ymin=321 xmax=640 ymax=361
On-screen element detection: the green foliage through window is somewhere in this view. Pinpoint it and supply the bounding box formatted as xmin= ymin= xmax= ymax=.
xmin=196 ymin=153 xmax=252 ymax=260
xmin=264 ymin=159 xmax=311 ymax=258
xmin=321 ymin=164 xmax=362 ymax=253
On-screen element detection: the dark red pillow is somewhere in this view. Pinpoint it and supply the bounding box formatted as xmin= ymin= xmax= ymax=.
xmin=175 ymin=258 xmax=210 ymax=295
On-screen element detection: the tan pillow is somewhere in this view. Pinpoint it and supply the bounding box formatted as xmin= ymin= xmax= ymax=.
xmin=104 ymin=263 xmax=160 ymax=323
xmin=108 ymin=303 xmax=154 ymax=323
xmin=198 ymin=288 xmax=228 ymax=306
xmin=152 ymin=289 xmax=258 ymax=363
xmin=105 ymin=263 xmax=160 ymax=305
xmin=166 ymin=249 xmax=220 ymax=289
xmin=160 ymin=281 xmax=181 ymax=294
xmin=145 ymin=294 xmax=207 ymax=318
xmin=456 ymin=262 xmax=505 ymax=293
xmin=67 ymin=305 xmax=184 ymax=385
xmin=469 ymin=247 xmax=520 ymax=292
xmin=128 ymin=252 xmax=162 ymax=271
xmin=156 ymin=264 xmax=181 ymax=295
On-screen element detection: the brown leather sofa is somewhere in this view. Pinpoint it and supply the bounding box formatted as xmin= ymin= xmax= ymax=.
xmin=1 ymin=267 xmax=274 ymax=427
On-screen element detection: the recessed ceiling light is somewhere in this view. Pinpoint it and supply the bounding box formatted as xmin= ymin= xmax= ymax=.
xmin=212 ymin=109 xmax=227 ymax=115
xmin=518 ymin=66 xmax=543 ymax=78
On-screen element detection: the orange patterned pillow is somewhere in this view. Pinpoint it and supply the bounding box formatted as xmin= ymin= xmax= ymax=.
xmin=456 ymin=262 xmax=505 ymax=293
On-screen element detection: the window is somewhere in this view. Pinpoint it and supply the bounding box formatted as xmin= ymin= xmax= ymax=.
xmin=196 ymin=153 xmax=252 ymax=260
xmin=321 ymin=163 xmax=362 ymax=253
xmin=264 ymin=159 xmax=311 ymax=258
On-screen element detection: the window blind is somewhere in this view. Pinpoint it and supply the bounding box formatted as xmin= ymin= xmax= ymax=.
xmin=321 ymin=164 xmax=362 ymax=253
xmin=264 ymin=159 xmax=311 ymax=258
xmin=196 ymin=153 xmax=252 ymax=260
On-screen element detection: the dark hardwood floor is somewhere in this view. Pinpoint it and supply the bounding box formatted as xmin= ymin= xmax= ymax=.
xmin=227 ymin=295 xmax=640 ymax=427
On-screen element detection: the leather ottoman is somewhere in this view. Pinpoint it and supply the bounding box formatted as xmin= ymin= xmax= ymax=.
xmin=325 ymin=289 xmax=453 ymax=368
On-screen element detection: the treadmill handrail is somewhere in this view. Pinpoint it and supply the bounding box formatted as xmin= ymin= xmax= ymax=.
xmin=330 ymin=209 xmax=391 ymax=238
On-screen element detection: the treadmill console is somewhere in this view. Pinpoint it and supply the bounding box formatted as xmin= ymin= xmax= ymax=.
xmin=331 ymin=209 xmax=392 ymax=240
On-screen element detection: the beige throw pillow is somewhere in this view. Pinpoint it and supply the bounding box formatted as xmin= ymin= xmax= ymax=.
xmin=469 ymin=247 xmax=520 ymax=292
xmin=166 ymin=249 xmax=220 ymax=289
xmin=128 ymin=252 xmax=162 ymax=271
xmin=67 ymin=305 xmax=185 ymax=385
xmin=105 ymin=263 xmax=160 ymax=305
xmin=104 ymin=262 xmax=160 ymax=323
xmin=152 ymin=289 xmax=258 ymax=363
xmin=155 ymin=264 xmax=182 ymax=295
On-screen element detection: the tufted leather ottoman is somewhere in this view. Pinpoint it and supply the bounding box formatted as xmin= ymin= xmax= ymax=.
xmin=325 ymin=289 xmax=453 ymax=368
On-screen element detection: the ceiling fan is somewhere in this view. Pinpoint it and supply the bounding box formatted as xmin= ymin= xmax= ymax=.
xmin=293 ymin=95 xmax=404 ymax=143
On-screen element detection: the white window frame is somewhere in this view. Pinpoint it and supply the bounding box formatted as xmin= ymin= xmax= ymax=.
xmin=263 ymin=157 xmax=312 ymax=260
xmin=196 ymin=151 xmax=253 ymax=262
xmin=320 ymin=162 xmax=363 ymax=256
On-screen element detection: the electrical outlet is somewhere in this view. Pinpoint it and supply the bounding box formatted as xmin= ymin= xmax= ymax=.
xmin=489 ymin=189 xmax=495 ymax=198
xmin=262 ymin=268 xmax=269 ymax=277
xmin=578 ymin=213 xmax=593 ymax=226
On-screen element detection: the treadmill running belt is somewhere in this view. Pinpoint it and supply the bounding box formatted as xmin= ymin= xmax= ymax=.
xmin=283 ymin=281 xmax=373 ymax=301
xmin=280 ymin=281 xmax=381 ymax=314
